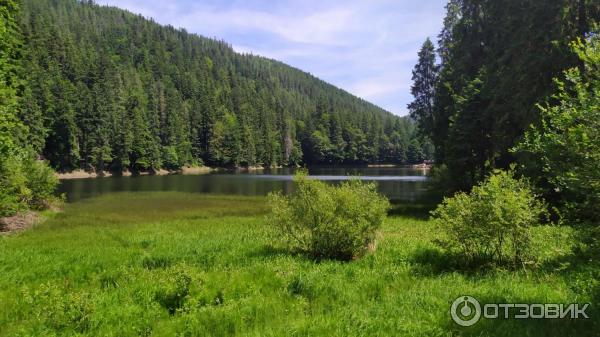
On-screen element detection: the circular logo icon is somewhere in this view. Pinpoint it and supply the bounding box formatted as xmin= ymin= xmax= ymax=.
xmin=451 ymin=296 xmax=481 ymax=326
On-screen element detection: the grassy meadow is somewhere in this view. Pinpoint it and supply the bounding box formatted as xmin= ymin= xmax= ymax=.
xmin=0 ymin=192 xmax=597 ymax=336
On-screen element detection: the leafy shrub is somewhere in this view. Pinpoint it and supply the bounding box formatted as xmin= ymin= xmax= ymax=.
xmin=0 ymin=153 xmax=30 ymax=216
xmin=152 ymin=266 xmax=193 ymax=315
xmin=431 ymin=169 xmax=546 ymax=266
xmin=0 ymin=151 xmax=58 ymax=216
xmin=23 ymin=156 xmax=59 ymax=209
xmin=23 ymin=283 xmax=94 ymax=333
xmin=268 ymin=172 xmax=389 ymax=260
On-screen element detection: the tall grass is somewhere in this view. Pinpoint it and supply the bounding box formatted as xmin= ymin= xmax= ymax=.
xmin=0 ymin=192 xmax=596 ymax=336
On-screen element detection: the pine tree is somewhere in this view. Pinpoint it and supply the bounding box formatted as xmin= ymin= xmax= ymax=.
xmin=408 ymin=38 xmax=438 ymax=136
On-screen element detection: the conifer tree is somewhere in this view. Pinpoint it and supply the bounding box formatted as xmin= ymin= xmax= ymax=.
xmin=408 ymin=38 xmax=438 ymax=136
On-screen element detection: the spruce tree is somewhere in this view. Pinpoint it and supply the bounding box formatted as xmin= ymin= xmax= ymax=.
xmin=408 ymin=38 xmax=438 ymax=136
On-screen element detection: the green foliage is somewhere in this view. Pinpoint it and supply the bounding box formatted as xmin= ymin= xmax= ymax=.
xmin=0 ymin=0 xmax=57 ymax=216
xmin=209 ymin=111 xmax=241 ymax=166
xmin=0 ymin=192 xmax=594 ymax=336
xmin=0 ymin=0 xmax=21 ymax=115
xmin=432 ymin=169 xmax=546 ymax=266
xmin=22 ymin=282 xmax=94 ymax=333
xmin=0 ymin=0 xmax=25 ymax=216
xmin=516 ymin=34 xmax=600 ymax=223
xmin=161 ymin=145 xmax=180 ymax=171
xmin=17 ymin=0 xmax=430 ymax=172
xmin=408 ymin=38 xmax=437 ymax=135
xmin=425 ymin=0 xmax=599 ymax=191
xmin=0 ymin=153 xmax=30 ymax=216
xmin=268 ymin=172 xmax=389 ymax=260
xmin=151 ymin=265 xmax=193 ymax=315
xmin=0 ymin=153 xmax=59 ymax=216
xmin=22 ymin=156 xmax=59 ymax=209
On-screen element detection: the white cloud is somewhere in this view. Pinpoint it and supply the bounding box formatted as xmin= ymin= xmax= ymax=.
xmin=350 ymin=80 xmax=399 ymax=99
xmin=95 ymin=0 xmax=446 ymax=115
xmin=348 ymin=73 xmax=412 ymax=100
xmin=174 ymin=6 xmax=361 ymax=46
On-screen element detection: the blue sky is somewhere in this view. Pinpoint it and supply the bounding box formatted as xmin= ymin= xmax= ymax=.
xmin=95 ymin=0 xmax=446 ymax=115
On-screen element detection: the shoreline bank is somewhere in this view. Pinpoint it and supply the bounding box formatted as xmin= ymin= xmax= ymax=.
xmin=55 ymin=165 xmax=281 ymax=180
xmin=56 ymin=167 xmax=214 ymax=180
xmin=56 ymin=163 xmax=432 ymax=180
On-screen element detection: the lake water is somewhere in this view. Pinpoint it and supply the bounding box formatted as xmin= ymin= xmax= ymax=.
xmin=58 ymin=167 xmax=430 ymax=202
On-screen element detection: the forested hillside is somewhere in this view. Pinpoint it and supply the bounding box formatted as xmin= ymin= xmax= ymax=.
xmin=17 ymin=0 xmax=430 ymax=172
xmin=409 ymin=0 xmax=599 ymax=191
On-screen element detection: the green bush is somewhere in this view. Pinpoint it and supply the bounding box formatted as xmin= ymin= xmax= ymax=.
xmin=23 ymin=282 xmax=94 ymax=333
xmin=0 ymin=153 xmax=58 ymax=216
xmin=268 ymin=172 xmax=389 ymax=260
xmin=431 ymin=169 xmax=546 ymax=266
xmin=23 ymin=156 xmax=59 ymax=209
xmin=0 ymin=153 xmax=30 ymax=216
xmin=151 ymin=265 xmax=193 ymax=315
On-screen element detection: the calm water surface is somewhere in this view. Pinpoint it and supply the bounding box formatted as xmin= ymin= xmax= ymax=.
xmin=58 ymin=167 xmax=429 ymax=202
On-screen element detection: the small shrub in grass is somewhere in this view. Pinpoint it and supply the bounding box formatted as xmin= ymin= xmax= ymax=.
xmin=142 ymin=254 xmax=173 ymax=270
xmin=431 ymin=169 xmax=546 ymax=267
xmin=23 ymin=283 xmax=94 ymax=333
xmin=152 ymin=266 xmax=193 ymax=315
xmin=268 ymin=172 xmax=389 ymax=260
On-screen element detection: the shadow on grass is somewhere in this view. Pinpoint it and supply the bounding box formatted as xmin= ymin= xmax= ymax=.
xmin=248 ymin=244 xmax=360 ymax=263
xmin=387 ymin=201 xmax=433 ymax=220
xmin=409 ymin=246 xmax=532 ymax=276
xmin=409 ymin=247 xmax=479 ymax=276
xmin=537 ymin=225 xmax=600 ymax=323
xmin=247 ymin=244 xmax=300 ymax=259
xmin=540 ymin=224 xmax=600 ymax=273
xmin=388 ymin=190 xmax=442 ymax=220
xmin=420 ymin=226 xmax=600 ymax=334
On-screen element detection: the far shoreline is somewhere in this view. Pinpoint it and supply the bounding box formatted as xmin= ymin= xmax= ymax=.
xmin=56 ymin=163 xmax=432 ymax=180
xmin=56 ymin=166 xmax=214 ymax=180
xmin=56 ymin=165 xmax=279 ymax=180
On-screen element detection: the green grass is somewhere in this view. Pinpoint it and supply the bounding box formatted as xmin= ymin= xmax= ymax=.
xmin=0 ymin=192 xmax=597 ymax=336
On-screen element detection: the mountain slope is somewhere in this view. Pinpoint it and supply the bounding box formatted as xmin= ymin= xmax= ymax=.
xmin=19 ymin=0 xmax=430 ymax=171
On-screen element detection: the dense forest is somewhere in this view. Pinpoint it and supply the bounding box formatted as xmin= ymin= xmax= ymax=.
xmin=0 ymin=0 xmax=57 ymax=216
xmin=15 ymin=0 xmax=431 ymax=173
xmin=409 ymin=0 xmax=599 ymax=192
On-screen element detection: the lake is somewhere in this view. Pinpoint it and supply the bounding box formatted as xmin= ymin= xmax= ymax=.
xmin=58 ymin=166 xmax=430 ymax=202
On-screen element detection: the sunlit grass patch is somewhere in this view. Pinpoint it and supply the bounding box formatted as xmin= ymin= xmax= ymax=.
xmin=0 ymin=192 xmax=597 ymax=337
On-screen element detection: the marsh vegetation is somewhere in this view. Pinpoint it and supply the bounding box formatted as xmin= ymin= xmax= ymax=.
xmin=0 ymin=192 xmax=597 ymax=336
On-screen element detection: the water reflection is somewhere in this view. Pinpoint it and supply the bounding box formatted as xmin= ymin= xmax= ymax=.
xmin=58 ymin=167 xmax=429 ymax=202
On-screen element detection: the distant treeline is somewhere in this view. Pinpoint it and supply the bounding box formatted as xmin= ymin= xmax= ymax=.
xmin=17 ymin=0 xmax=431 ymax=172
